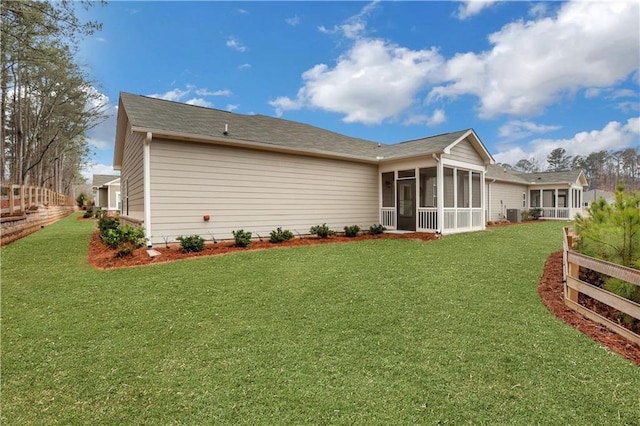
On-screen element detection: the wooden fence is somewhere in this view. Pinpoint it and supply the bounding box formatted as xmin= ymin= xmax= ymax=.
xmin=562 ymin=227 xmax=640 ymax=345
xmin=1 ymin=183 xmax=75 ymax=215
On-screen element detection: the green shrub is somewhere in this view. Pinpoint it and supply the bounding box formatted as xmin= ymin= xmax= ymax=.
xmin=98 ymin=215 xmax=119 ymax=238
xmin=369 ymin=224 xmax=386 ymax=235
xmin=530 ymin=208 xmax=542 ymax=220
xmin=344 ymin=225 xmax=360 ymax=238
xmin=177 ymin=235 xmax=205 ymax=253
xmin=101 ymin=224 xmax=145 ymax=257
xmin=232 ymin=229 xmax=252 ymax=247
xmin=269 ymin=227 xmax=294 ymax=244
xmin=76 ymin=192 xmax=88 ymax=209
xmin=309 ymin=223 xmax=336 ymax=239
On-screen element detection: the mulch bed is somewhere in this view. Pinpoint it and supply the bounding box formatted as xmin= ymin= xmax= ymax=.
xmin=538 ymin=251 xmax=640 ymax=365
xmin=87 ymin=230 xmax=438 ymax=270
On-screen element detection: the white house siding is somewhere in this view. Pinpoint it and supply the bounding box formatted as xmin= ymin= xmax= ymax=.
xmin=486 ymin=180 xmax=527 ymax=222
xmin=447 ymin=138 xmax=485 ymax=166
xmin=108 ymin=183 xmax=120 ymax=210
xmin=147 ymin=139 xmax=379 ymax=244
xmin=120 ymin=124 xmax=145 ymax=219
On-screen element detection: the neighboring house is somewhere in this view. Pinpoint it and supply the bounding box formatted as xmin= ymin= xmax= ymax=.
xmin=583 ymin=189 xmax=616 ymax=207
xmin=92 ymin=174 xmax=121 ymax=213
xmin=486 ymin=165 xmax=588 ymax=222
xmin=113 ymin=92 xmax=586 ymax=246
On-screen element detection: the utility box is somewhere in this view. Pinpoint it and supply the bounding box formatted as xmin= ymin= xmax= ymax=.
xmin=507 ymin=209 xmax=521 ymax=223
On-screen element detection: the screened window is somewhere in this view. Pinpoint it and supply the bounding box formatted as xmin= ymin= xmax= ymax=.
xmin=419 ymin=167 xmax=437 ymax=208
xmin=398 ymin=169 xmax=415 ymax=179
xmin=444 ymin=167 xmax=454 ymax=208
xmin=382 ymin=172 xmax=395 ymax=207
xmin=457 ymin=170 xmax=470 ymax=208
xmin=472 ymin=172 xmax=481 ymax=208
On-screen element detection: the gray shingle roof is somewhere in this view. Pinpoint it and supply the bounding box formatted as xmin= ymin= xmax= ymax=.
xmin=92 ymin=174 xmax=120 ymax=187
xmin=486 ymin=165 xmax=586 ymax=186
xmin=518 ymin=170 xmax=584 ymax=184
xmin=119 ymin=92 xmax=476 ymax=161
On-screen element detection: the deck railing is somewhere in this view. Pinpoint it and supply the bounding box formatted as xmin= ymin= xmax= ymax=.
xmin=1 ymin=183 xmax=75 ymax=215
xmin=418 ymin=208 xmax=437 ymax=231
xmin=562 ymin=227 xmax=640 ymax=345
xmin=380 ymin=207 xmax=396 ymax=229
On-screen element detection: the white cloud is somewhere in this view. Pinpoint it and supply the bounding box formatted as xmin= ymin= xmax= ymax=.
xmin=84 ymin=89 xmax=117 ymax=153
xmin=455 ymin=1 xmax=498 ymax=20
xmin=286 ymin=15 xmax=301 ymax=26
xmin=270 ymin=38 xmax=444 ymax=124
xmin=430 ymin=1 xmax=640 ymax=118
xmin=226 ymin=104 xmax=239 ymax=112
xmin=404 ymin=109 xmax=446 ymax=126
xmin=226 ymin=36 xmax=247 ymax=52
xmin=196 ymin=88 xmax=232 ymax=97
xmin=318 ymin=1 xmax=379 ymax=39
xmin=148 ymin=88 xmax=190 ymax=102
xmin=238 ymin=63 xmax=251 ymax=70
xmin=498 ymin=120 xmax=561 ymax=142
xmin=147 ymin=86 xmax=231 ymax=107
xmin=185 ymin=98 xmax=213 ymax=108
xmin=494 ymin=117 xmax=640 ymax=167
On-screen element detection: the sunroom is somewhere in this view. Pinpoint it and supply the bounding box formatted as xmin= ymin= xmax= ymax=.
xmin=379 ymin=161 xmax=486 ymax=234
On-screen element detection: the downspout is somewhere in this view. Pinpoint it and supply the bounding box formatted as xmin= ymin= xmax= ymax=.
xmin=144 ymin=132 xmax=152 ymax=247
xmin=488 ymin=178 xmax=496 ymax=224
xmin=433 ymin=153 xmax=443 ymax=234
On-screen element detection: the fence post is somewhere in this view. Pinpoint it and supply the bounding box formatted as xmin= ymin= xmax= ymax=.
xmin=19 ymin=185 xmax=25 ymax=211
xmin=8 ymin=184 xmax=15 ymax=215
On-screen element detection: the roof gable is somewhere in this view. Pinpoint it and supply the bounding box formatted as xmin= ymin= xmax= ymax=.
xmin=92 ymin=174 xmax=120 ymax=187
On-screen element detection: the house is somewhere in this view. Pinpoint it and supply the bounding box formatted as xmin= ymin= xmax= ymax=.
xmin=485 ymin=165 xmax=588 ymax=222
xmin=113 ymin=92 xmax=584 ymax=246
xmin=91 ymin=174 xmax=121 ymax=213
xmin=582 ymin=189 xmax=616 ymax=207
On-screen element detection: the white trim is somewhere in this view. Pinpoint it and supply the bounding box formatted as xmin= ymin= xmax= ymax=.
xmin=441 ymin=157 xmax=486 ymax=172
xmin=144 ymin=132 xmax=152 ymax=247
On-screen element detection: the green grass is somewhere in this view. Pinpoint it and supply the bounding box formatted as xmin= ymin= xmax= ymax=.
xmin=2 ymin=215 xmax=639 ymax=425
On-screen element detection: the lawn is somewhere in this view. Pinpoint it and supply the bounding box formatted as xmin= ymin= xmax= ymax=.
xmin=2 ymin=215 xmax=639 ymax=425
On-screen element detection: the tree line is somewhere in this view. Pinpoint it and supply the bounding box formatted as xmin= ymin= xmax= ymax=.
xmin=1 ymin=0 xmax=104 ymax=194
xmin=502 ymin=147 xmax=640 ymax=192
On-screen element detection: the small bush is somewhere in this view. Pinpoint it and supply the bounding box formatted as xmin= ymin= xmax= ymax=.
xmin=269 ymin=227 xmax=294 ymax=244
xmin=177 ymin=235 xmax=205 ymax=253
xmin=98 ymin=215 xmax=119 ymax=238
xmin=528 ymin=208 xmax=542 ymax=220
xmin=76 ymin=192 xmax=88 ymax=209
xmin=344 ymin=225 xmax=360 ymax=238
xmin=101 ymin=224 xmax=145 ymax=257
xmin=232 ymin=229 xmax=252 ymax=247
xmin=369 ymin=224 xmax=386 ymax=235
xmin=309 ymin=223 xmax=336 ymax=239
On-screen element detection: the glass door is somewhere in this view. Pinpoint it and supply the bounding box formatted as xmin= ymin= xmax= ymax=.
xmin=397 ymin=179 xmax=416 ymax=231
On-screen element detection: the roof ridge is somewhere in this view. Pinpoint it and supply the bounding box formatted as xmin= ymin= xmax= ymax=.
xmin=120 ymin=91 xmax=237 ymax=116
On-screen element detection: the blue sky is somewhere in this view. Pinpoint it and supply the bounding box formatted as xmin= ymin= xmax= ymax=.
xmin=77 ymin=0 xmax=640 ymax=179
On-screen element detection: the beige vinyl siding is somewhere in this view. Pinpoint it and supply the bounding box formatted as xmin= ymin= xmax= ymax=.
xmin=486 ymin=180 xmax=527 ymax=222
xmin=120 ymin=123 xmax=145 ymax=219
xmin=447 ymin=138 xmax=485 ymax=166
xmin=108 ymin=183 xmax=120 ymax=210
xmin=148 ymin=139 xmax=379 ymax=244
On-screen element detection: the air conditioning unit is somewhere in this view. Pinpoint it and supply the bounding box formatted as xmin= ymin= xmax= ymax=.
xmin=507 ymin=209 xmax=521 ymax=223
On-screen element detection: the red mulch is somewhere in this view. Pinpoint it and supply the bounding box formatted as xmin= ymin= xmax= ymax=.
xmin=538 ymin=251 xmax=640 ymax=365
xmin=87 ymin=230 xmax=438 ymax=270
xmin=86 ymin=227 xmax=640 ymax=365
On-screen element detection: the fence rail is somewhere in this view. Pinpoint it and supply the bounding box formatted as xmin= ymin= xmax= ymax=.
xmin=562 ymin=227 xmax=640 ymax=345
xmin=1 ymin=183 xmax=75 ymax=215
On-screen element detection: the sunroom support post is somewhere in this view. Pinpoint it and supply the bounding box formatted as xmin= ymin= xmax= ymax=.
xmin=435 ymin=154 xmax=443 ymax=234
xmin=144 ymin=132 xmax=152 ymax=247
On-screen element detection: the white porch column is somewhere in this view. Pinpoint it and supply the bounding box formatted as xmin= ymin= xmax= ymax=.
xmin=436 ymin=156 xmax=444 ymax=233
xmin=144 ymin=132 xmax=152 ymax=247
